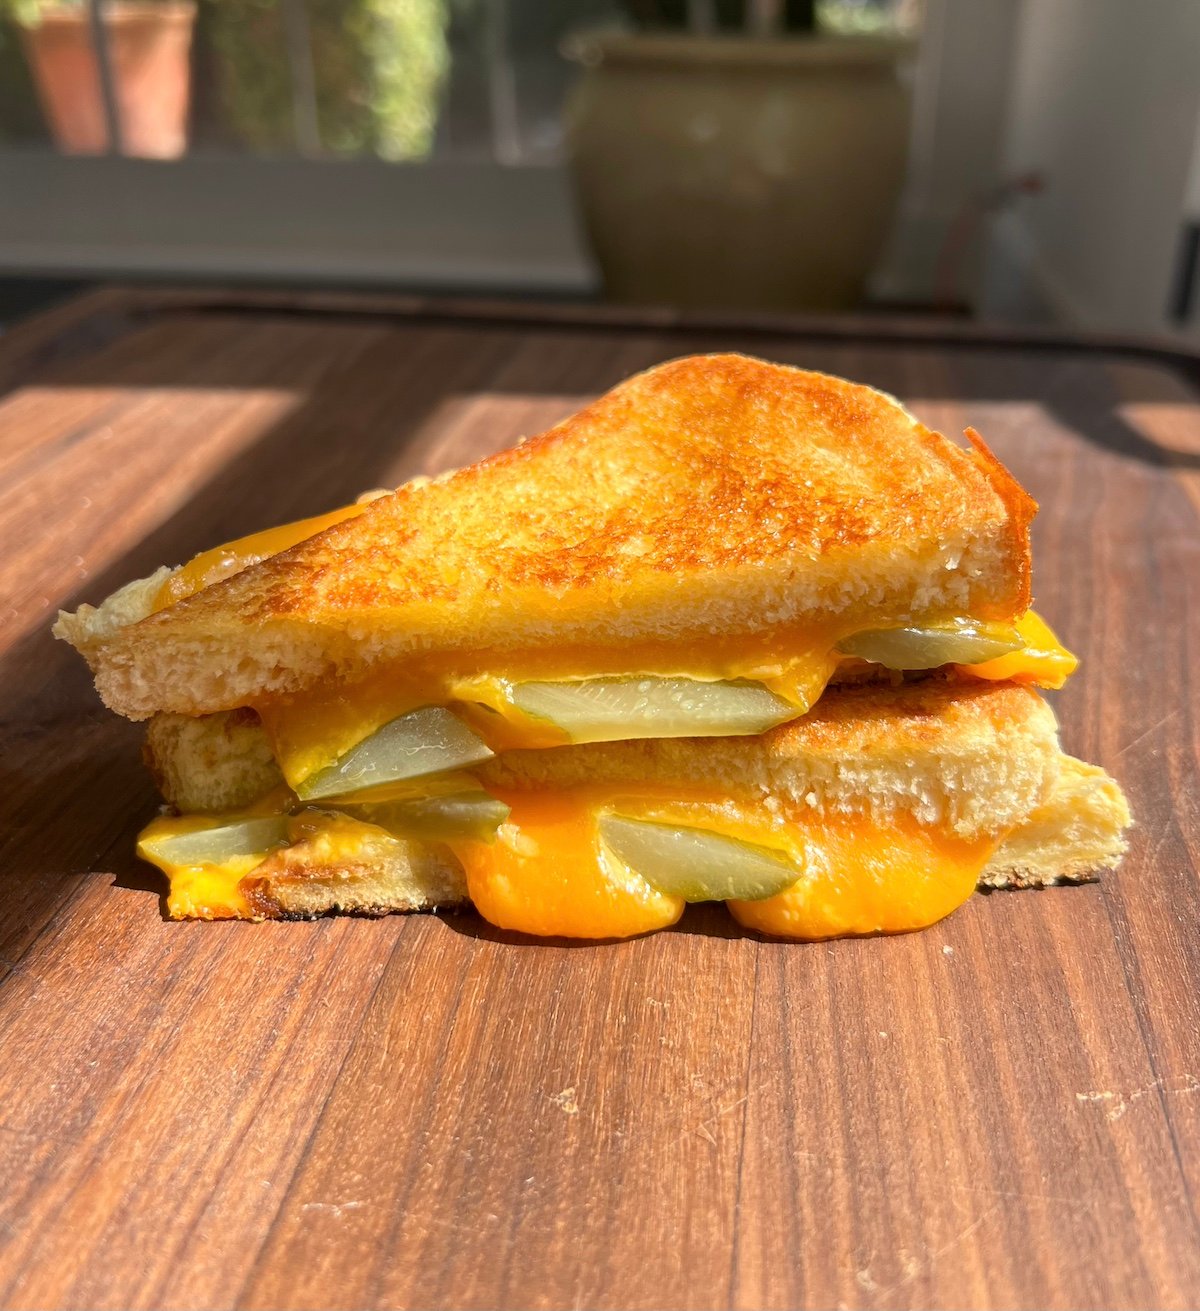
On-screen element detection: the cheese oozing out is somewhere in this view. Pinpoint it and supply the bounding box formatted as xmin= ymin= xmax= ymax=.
xmin=960 ymin=610 xmax=1077 ymax=689
xmin=251 ymin=610 xmax=1073 ymax=796
xmin=457 ymin=790 xmax=997 ymax=940
xmin=138 ymin=783 xmax=1000 ymax=939
xmin=139 ymin=503 xmax=1062 ymax=935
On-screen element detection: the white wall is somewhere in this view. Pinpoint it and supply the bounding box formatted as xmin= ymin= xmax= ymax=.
xmin=872 ymin=0 xmax=1024 ymax=305
xmin=983 ymin=0 xmax=1200 ymax=333
xmin=0 ymin=154 xmax=594 ymax=292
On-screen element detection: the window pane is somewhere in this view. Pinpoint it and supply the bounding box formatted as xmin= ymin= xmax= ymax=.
xmin=0 ymin=0 xmax=630 ymax=163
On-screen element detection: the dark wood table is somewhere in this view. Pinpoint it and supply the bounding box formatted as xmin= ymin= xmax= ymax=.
xmin=1 ymin=288 xmax=1198 ymax=1310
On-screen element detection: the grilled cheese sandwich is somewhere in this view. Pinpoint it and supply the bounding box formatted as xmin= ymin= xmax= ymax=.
xmin=56 ymin=353 xmax=1128 ymax=939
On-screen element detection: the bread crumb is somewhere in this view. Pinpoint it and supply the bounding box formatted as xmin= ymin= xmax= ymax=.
xmin=551 ymin=1086 xmax=579 ymax=1115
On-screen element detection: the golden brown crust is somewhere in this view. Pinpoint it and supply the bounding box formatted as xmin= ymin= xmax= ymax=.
xmin=63 ymin=354 xmax=1036 ymax=720
xmin=761 ymin=671 xmax=1047 ymax=755
xmin=239 ymin=866 xmax=465 ymax=920
xmin=165 ymin=355 xmax=1028 ymax=601
xmin=965 ymin=427 xmax=1035 ymax=615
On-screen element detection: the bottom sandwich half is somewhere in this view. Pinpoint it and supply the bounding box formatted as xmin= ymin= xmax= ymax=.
xmin=137 ymin=675 xmax=1131 ymax=940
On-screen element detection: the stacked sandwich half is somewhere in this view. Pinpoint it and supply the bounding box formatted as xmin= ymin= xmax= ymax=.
xmin=56 ymin=354 xmax=1130 ymax=939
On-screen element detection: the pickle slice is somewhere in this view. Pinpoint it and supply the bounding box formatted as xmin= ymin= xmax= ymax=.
xmin=837 ymin=620 xmax=1023 ymax=670
xmin=344 ymin=790 xmax=511 ymax=843
xmin=598 ymin=814 xmax=798 ymax=903
xmin=508 ymin=676 xmax=797 ymax=743
xmin=139 ymin=816 xmax=289 ymax=867
xmin=296 ymin=706 xmax=493 ymax=801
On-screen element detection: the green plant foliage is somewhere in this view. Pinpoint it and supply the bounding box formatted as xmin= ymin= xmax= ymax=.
xmin=201 ymin=0 xmax=449 ymax=159
xmin=0 ymin=13 xmax=46 ymax=141
xmin=0 ymin=0 xmax=49 ymax=25
xmin=0 ymin=0 xmax=182 ymax=13
xmin=358 ymin=0 xmax=448 ymax=160
xmin=818 ymin=0 xmax=908 ymax=34
xmin=199 ymin=0 xmax=291 ymax=151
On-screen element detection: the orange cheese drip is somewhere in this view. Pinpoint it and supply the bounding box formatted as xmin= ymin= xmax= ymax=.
xmin=961 ymin=610 xmax=1077 ymax=689
xmin=727 ymin=814 xmax=996 ymax=939
xmin=139 ymin=784 xmax=999 ymax=938
xmin=455 ymin=792 xmax=685 ymax=939
xmin=453 ymin=790 xmax=997 ymax=942
xmin=137 ymin=814 xmax=264 ymax=920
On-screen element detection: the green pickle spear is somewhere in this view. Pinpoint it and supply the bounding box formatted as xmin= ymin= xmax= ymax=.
xmin=297 ymin=706 xmax=494 ymax=801
xmin=837 ymin=619 xmax=1023 ymax=670
xmin=139 ymin=816 xmax=290 ymax=867
xmin=509 ymin=676 xmax=797 ymax=743
xmin=599 ymin=814 xmax=799 ymax=903
xmin=343 ymin=790 xmax=511 ymax=843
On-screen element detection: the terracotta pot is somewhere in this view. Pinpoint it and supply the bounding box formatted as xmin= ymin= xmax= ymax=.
xmin=565 ymin=33 xmax=912 ymax=312
xmin=21 ymin=2 xmax=195 ymax=158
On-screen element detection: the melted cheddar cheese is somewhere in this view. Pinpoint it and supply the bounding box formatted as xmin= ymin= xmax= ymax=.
xmin=961 ymin=610 xmax=1078 ymax=689
xmin=454 ymin=789 xmax=995 ymax=940
xmin=254 ymin=637 xmax=846 ymax=790
xmin=255 ymin=617 xmax=1072 ymax=791
xmin=138 ymin=814 xmax=263 ymax=919
xmin=138 ymin=787 xmax=295 ymax=919
xmin=161 ymin=854 xmax=261 ymax=920
xmin=459 ymin=792 xmax=685 ymax=939
xmin=727 ymin=816 xmax=995 ymax=939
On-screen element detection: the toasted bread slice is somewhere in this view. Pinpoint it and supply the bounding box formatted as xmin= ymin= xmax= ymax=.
xmin=58 ymin=354 xmax=1033 ymax=721
xmin=144 ymin=708 xmax=282 ymax=815
xmin=476 ymin=675 xmax=1060 ymax=842
xmin=979 ymin=755 xmax=1131 ymax=888
xmin=146 ymin=675 xmax=1059 ymax=838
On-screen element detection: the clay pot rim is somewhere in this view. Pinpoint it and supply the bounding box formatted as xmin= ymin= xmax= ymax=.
xmin=23 ymin=1 xmax=196 ymax=29
xmin=563 ymin=30 xmax=914 ymax=71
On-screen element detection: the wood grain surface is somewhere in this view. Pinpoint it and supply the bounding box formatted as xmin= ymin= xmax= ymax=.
xmin=0 ymin=289 xmax=1197 ymax=1311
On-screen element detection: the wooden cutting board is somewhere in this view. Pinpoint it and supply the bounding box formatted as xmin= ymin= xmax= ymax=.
xmin=1 ymin=288 xmax=1197 ymax=1311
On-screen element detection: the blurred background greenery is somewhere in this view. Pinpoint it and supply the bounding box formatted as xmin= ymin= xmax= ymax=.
xmin=197 ymin=0 xmax=451 ymax=159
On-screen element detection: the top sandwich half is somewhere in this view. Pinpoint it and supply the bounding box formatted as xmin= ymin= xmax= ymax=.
xmin=56 ymin=353 xmax=1059 ymax=782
